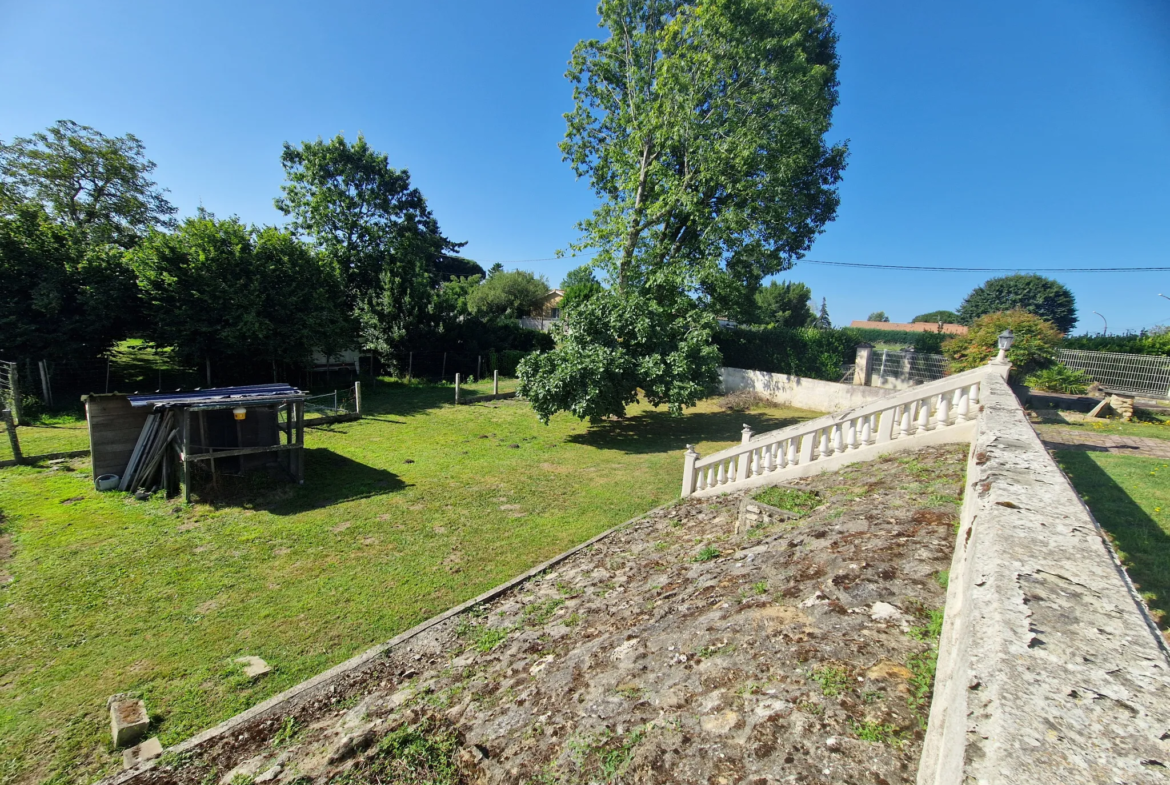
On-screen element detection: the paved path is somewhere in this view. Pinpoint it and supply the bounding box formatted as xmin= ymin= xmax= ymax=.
xmin=1036 ymin=427 xmax=1170 ymax=459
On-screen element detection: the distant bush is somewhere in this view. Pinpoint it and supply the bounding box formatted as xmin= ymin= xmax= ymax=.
xmin=714 ymin=326 xmax=860 ymax=381
xmin=1024 ymin=364 xmax=1091 ymax=395
xmin=942 ymin=310 xmax=1061 ymax=378
xmin=845 ymin=328 xmax=947 ymax=354
xmin=1061 ymin=331 xmax=1170 ymax=357
xmin=488 ymin=348 xmax=531 ymax=377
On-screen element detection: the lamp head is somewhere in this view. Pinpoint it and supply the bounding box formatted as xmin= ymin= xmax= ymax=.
xmin=998 ymin=329 xmax=1014 ymax=352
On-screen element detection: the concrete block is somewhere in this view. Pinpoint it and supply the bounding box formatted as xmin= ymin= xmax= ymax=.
xmin=235 ymin=655 xmax=271 ymax=679
xmin=109 ymin=698 xmax=149 ymax=747
xmin=122 ymin=737 xmax=163 ymax=768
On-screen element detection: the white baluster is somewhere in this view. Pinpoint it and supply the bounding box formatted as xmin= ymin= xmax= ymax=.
xmin=900 ymin=406 xmax=912 ymax=437
xmin=717 ymin=462 xmax=727 ymax=485
xmin=955 ymin=388 xmax=970 ymax=422
xmin=846 ymin=419 xmax=857 ymax=450
xmin=765 ymin=444 xmax=776 ymax=472
xmin=818 ymin=428 xmax=830 ymax=458
xmin=860 ymin=416 xmax=872 ymax=446
xmin=832 ymin=424 xmax=844 ymax=453
xmin=916 ymin=399 xmax=930 ymax=432
xmin=728 ymin=458 xmax=737 ymax=483
xmin=787 ymin=438 xmax=798 ymax=466
xmin=937 ymin=392 xmax=951 ymax=427
xmin=969 ymin=382 xmax=981 ymax=405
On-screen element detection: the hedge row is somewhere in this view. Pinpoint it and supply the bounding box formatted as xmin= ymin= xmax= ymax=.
xmin=714 ymin=326 xmax=862 ymax=381
xmin=1060 ymin=332 xmax=1170 ymax=357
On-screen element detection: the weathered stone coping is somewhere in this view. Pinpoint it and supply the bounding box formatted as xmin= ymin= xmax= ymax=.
xmin=919 ymin=372 xmax=1170 ymax=783
xmin=97 ymin=502 xmax=671 ymax=785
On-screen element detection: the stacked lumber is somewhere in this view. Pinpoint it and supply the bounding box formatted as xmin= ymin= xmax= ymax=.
xmin=119 ymin=409 xmax=179 ymax=494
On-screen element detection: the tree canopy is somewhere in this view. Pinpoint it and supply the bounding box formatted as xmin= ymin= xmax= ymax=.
xmin=129 ymin=212 xmax=350 ymax=366
xmin=559 ymin=264 xmax=605 ymax=312
xmin=466 ymin=270 xmax=550 ymax=320
xmin=943 ymin=309 xmax=1062 ymax=378
xmin=753 ymin=280 xmax=815 ymax=328
xmin=0 ymin=120 xmax=176 ymax=246
xmin=958 ymin=274 xmax=1077 ymax=334
xmin=521 ymin=0 xmax=847 ymax=420
xmin=867 ymin=311 xmax=889 ymax=322
xmin=275 ymin=133 xmax=461 ymax=350
xmin=912 ymin=309 xmax=960 ymax=324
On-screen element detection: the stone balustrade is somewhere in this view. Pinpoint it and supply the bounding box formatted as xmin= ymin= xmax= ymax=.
xmin=682 ymin=362 xmax=1009 ymax=498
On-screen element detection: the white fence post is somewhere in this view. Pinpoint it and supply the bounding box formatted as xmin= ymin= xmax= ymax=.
xmin=493 ymin=370 xmax=499 ymax=396
xmin=454 ymin=373 xmax=461 ymax=404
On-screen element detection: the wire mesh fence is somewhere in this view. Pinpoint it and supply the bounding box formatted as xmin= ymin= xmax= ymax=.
xmin=1057 ymin=349 xmax=1170 ymax=399
xmin=872 ymin=350 xmax=950 ymax=386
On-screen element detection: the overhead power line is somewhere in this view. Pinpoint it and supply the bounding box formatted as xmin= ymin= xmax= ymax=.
xmin=474 ymin=255 xmax=1169 ymax=273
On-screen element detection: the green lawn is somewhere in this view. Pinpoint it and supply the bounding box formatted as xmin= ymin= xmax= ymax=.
xmin=0 ymin=417 xmax=90 ymax=463
xmin=0 ymin=379 xmax=817 ymax=785
xmin=1035 ymin=410 xmax=1170 ymax=443
xmin=1055 ymin=451 xmax=1170 ymax=628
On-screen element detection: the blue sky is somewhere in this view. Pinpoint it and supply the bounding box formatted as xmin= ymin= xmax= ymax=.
xmin=2 ymin=0 xmax=1168 ymax=333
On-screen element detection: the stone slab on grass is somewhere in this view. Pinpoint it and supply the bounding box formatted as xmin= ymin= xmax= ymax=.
xmin=234 ymin=656 xmax=271 ymax=679
xmin=121 ymin=738 xmax=162 ymax=769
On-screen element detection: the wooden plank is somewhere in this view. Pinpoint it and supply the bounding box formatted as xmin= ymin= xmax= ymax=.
xmin=182 ymin=442 xmax=300 ymax=462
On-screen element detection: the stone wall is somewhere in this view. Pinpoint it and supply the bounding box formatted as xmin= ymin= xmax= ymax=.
xmin=919 ymin=371 xmax=1170 ymax=783
xmin=720 ymin=367 xmax=890 ymax=411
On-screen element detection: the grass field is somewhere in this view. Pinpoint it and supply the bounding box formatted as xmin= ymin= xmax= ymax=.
xmin=1055 ymin=451 xmax=1170 ymax=628
xmin=1034 ymin=410 xmax=1170 ymax=443
xmin=0 ymin=378 xmax=817 ymax=785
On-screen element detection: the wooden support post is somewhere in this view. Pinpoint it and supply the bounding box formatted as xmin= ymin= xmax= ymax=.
xmin=477 ymin=355 xmax=482 ymax=380
xmin=295 ymin=400 xmax=305 ymax=484
xmin=38 ymin=360 xmax=52 ymax=408
xmin=354 ymin=381 xmax=362 ymax=417
xmin=493 ymin=370 xmax=499 ymax=396
xmin=441 ymin=352 xmax=446 ymax=381
xmin=10 ymin=365 xmax=21 ymax=426
xmin=106 ymin=359 xmax=111 ymax=394
xmin=199 ymin=410 xmax=216 ymax=483
xmin=407 ymin=352 xmax=412 ymax=382
xmin=454 ymin=373 xmax=461 ymax=404
xmin=205 ymin=358 xmax=211 ymax=387
xmin=3 ymin=408 xmax=22 ymax=465
xmin=182 ymin=409 xmax=191 ymax=503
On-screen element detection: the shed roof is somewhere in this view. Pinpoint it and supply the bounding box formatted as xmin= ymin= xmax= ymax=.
xmin=126 ymin=383 xmax=304 ymax=408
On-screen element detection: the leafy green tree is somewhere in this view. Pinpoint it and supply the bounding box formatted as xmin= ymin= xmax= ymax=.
xmin=487 ymin=262 xmax=504 ymax=278
xmin=522 ymin=0 xmax=847 ymax=419
xmin=466 ymin=270 xmax=549 ymax=320
xmin=275 ymin=133 xmax=459 ymax=348
xmin=130 ymin=212 xmax=349 ymax=367
xmin=942 ymin=310 xmax=1062 ymax=378
xmin=814 ymin=297 xmax=832 ymax=329
xmin=0 ymin=120 xmax=176 ymax=246
xmin=559 ymin=264 xmax=605 ymax=312
xmin=519 ymin=290 xmax=720 ymax=422
xmin=0 ymin=203 xmax=133 ymax=362
xmin=867 ymin=311 xmax=890 ymax=322
xmin=753 ymin=280 xmax=815 ymax=328
xmin=958 ymin=274 xmax=1077 ymax=333
xmin=912 ymin=309 xmax=960 ymax=324
xmin=432 ymin=254 xmax=484 ymax=281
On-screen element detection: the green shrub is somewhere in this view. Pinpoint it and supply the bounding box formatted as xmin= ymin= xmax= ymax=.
xmin=942 ymin=310 xmax=1061 ymax=378
xmin=1061 ymin=330 xmax=1170 ymax=357
xmin=1024 ymin=364 xmax=1091 ymax=395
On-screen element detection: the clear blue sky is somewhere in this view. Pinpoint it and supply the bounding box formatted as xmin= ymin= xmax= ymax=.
xmin=2 ymin=0 xmax=1168 ymax=333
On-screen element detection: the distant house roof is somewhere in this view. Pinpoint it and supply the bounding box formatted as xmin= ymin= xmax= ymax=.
xmin=850 ymin=320 xmax=968 ymax=335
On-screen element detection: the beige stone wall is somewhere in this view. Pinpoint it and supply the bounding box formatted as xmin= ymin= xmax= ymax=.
xmin=720 ymin=367 xmax=890 ymax=411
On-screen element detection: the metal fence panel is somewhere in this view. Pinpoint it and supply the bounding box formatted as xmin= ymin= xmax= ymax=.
xmin=873 ymin=350 xmax=950 ymax=385
xmin=1057 ymin=349 xmax=1170 ymax=399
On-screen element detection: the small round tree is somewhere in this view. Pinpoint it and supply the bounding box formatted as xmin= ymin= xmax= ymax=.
xmin=942 ymin=310 xmax=1062 ymax=378
xmin=957 ymin=274 xmax=1077 ymax=333
xmin=911 ymin=309 xmax=960 ymax=324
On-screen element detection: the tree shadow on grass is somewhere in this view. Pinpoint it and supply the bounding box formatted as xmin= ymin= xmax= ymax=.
xmin=193 ymin=448 xmax=406 ymax=515
xmin=357 ymin=380 xmax=466 ymax=419
xmin=567 ymin=409 xmax=814 ymax=455
xmin=1055 ymin=450 xmax=1170 ymax=629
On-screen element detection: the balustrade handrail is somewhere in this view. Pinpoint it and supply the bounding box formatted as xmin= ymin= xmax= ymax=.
xmin=683 ymin=363 xmax=1009 ymax=497
xmin=698 ymin=364 xmax=992 ymax=468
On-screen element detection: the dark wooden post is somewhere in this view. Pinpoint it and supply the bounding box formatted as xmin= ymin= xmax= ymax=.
xmin=295 ymin=400 xmax=305 ymax=484
xmin=182 ymin=408 xmax=192 ymax=503
xmin=3 ymin=408 xmax=22 ymax=465
xmin=10 ymin=365 xmax=22 ymax=426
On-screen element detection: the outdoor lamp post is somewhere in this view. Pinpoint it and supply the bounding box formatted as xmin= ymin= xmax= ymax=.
xmin=1159 ymin=293 xmax=1170 ymax=303
xmin=995 ymin=329 xmax=1014 ymax=364
xmin=1092 ymin=311 xmax=1107 ymax=336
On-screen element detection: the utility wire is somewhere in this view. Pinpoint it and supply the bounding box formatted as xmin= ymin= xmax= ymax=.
xmin=476 ymin=255 xmax=1170 ymax=273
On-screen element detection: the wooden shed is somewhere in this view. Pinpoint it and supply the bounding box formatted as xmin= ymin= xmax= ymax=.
xmin=84 ymin=383 xmax=307 ymax=502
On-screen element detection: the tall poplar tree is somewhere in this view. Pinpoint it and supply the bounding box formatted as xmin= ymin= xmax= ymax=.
xmin=520 ymin=0 xmax=848 ymax=421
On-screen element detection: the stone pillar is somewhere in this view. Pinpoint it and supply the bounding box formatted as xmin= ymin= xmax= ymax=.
xmin=853 ymin=343 xmax=874 ymax=386
xmin=900 ymin=347 xmax=916 ymax=386
xmin=681 ymin=445 xmax=699 ymax=497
